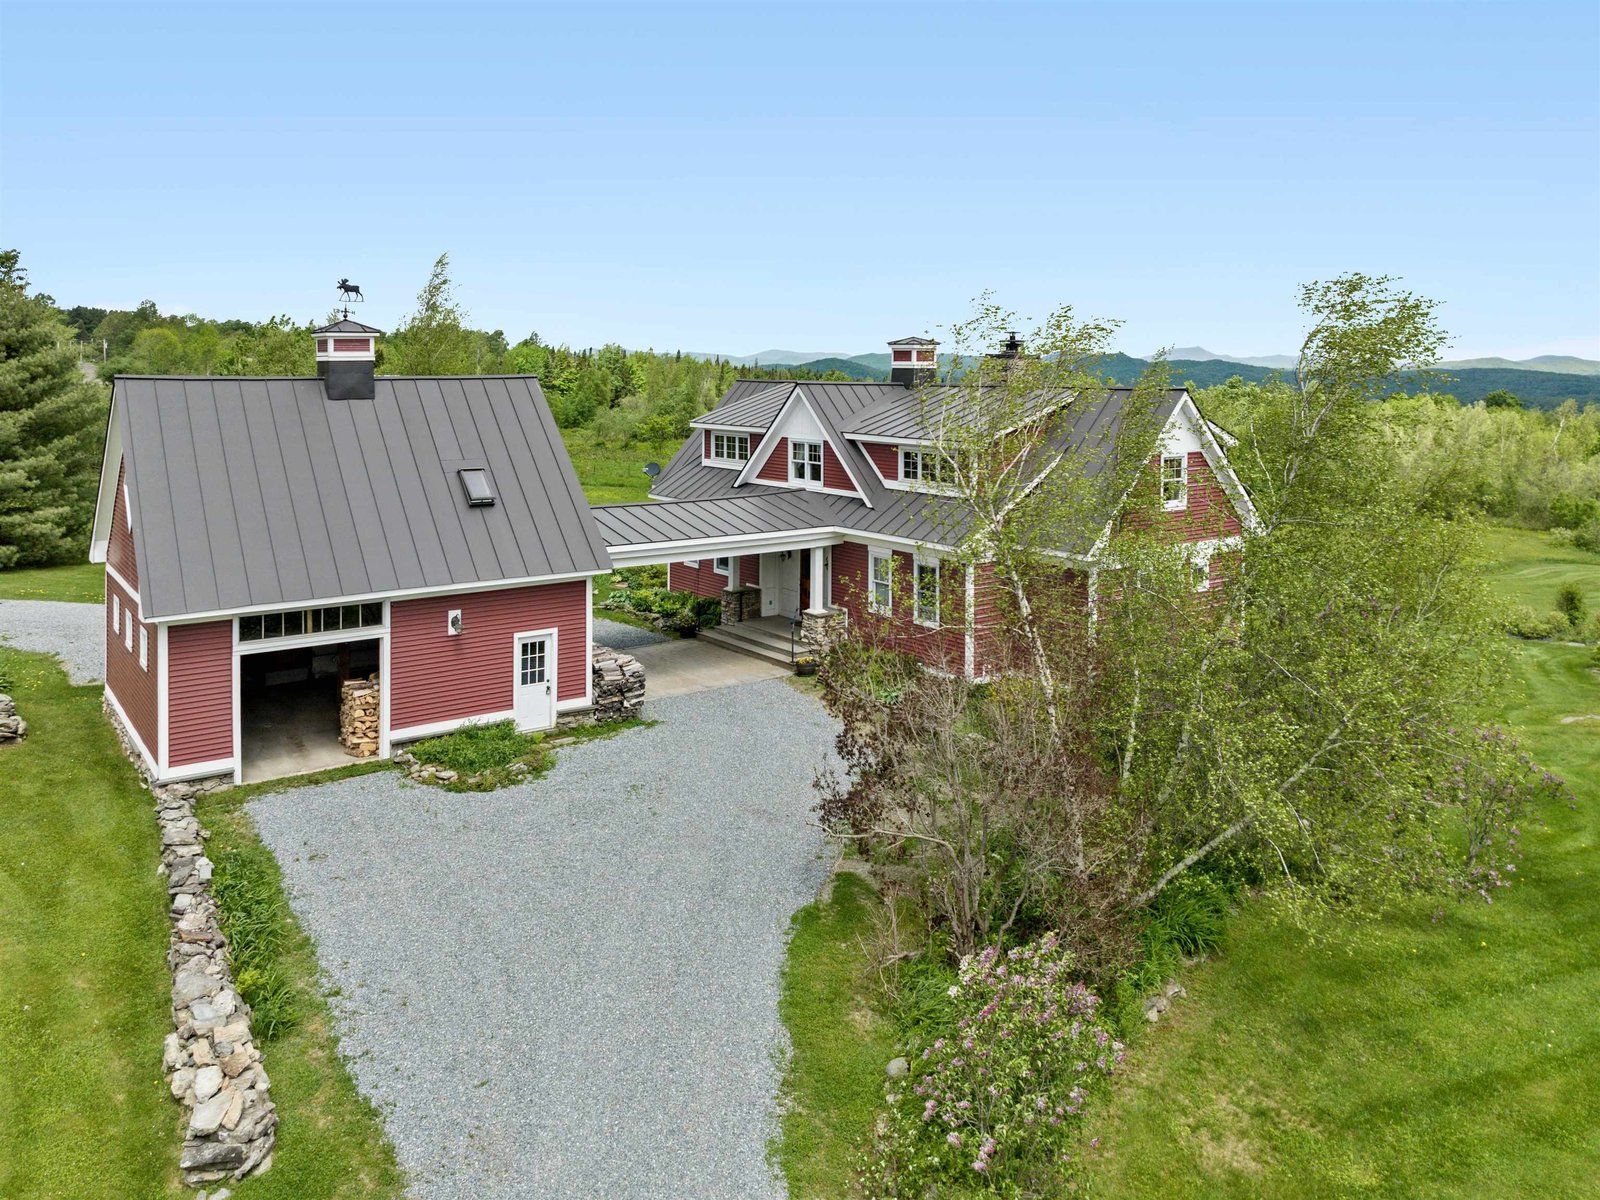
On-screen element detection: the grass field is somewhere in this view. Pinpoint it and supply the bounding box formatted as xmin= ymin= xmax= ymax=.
xmin=0 ymin=560 xmax=105 ymax=603
xmin=1081 ymin=527 xmax=1600 ymax=1198
xmin=1479 ymin=524 xmax=1600 ymax=615
xmin=560 ymin=427 xmax=678 ymax=505
xmin=0 ymin=648 xmax=404 ymax=1199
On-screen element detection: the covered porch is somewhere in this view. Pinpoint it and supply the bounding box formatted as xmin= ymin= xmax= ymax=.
xmin=591 ymin=497 xmax=849 ymax=663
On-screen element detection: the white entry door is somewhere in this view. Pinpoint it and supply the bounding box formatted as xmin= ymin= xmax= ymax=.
xmin=514 ymin=634 xmax=555 ymax=730
xmin=762 ymin=552 xmax=801 ymax=618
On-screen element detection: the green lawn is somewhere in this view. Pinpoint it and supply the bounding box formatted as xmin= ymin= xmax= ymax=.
xmin=559 ymin=427 xmax=678 ymax=505
xmin=1478 ymin=524 xmax=1600 ymax=615
xmin=1081 ymin=529 xmax=1600 ymax=1198
xmin=774 ymin=871 xmax=899 ymax=1198
xmin=0 ymin=648 xmax=403 ymax=1199
xmin=0 ymin=560 xmax=104 ymax=603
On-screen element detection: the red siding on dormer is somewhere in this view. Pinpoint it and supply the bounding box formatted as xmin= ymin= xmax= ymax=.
xmin=756 ymin=437 xmax=789 ymax=483
xmin=703 ymin=430 xmax=711 ymax=458
xmin=1156 ymin=451 xmax=1242 ymax=542
xmin=862 ymin=442 xmax=899 ymax=482
xmin=109 ymin=458 xmax=138 ymax=592
xmin=822 ymin=444 xmax=856 ymax=493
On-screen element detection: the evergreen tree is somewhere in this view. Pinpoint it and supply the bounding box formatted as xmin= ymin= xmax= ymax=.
xmin=0 ymin=250 xmax=108 ymax=567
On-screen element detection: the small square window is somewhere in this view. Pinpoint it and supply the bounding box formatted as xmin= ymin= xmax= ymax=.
xmin=360 ymin=603 xmax=382 ymax=626
xmin=341 ymin=605 xmax=361 ymax=629
xmin=138 ymin=626 xmax=149 ymax=670
xmin=282 ymin=610 xmax=304 ymax=637
xmin=458 ymin=468 xmax=496 ymax=507
xmin=239 ymin=615 xmax=262 ymax=641
xmin=714 ymin=556 xmax=730 ymax=575
xmin=263 ymin=612 xmax=283 ymax=639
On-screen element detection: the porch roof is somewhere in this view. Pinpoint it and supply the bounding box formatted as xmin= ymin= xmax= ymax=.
xmin=592 ymin=494 xmax=841 ymax=566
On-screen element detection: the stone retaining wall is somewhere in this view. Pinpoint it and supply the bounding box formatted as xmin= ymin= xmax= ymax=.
xmin=103 ymin=701 xmax=276 ymax=1185
xmin=590 ymin=645 xmax=646 ymax=721
xmin=0 ymin=692 xmax=25 ymax=743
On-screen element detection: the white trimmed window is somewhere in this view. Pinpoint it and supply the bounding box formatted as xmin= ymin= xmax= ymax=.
xmin=1161 ymin=455 xmax=1188 ymax=510
xmin=138 ymin=626 xmax=149 ymax=670
xmin=238 ymin=603 xmax=383 ymax=642
xmin=1193 ymin=560 xmax=1211 ymax=592
xmin=790 ymin=440 xmax=823 ymax=484
xmin=901 ymin=447 xmax=952 ymax=485
xmin=684 ymin=559 xmax=700 ymax=568
xmin=112 ymin=594 xmax=121 ymax=634
xmin=869 ymin=548 xmax=893 ymax=614
xmin=714 ymin=556 xmax=730 ymax=575
xmin=709 ymin=432 xmax=750 ymax=464
xmin=124 ymin=618 xmax=133 ymax=653
xmin=914 ymin=557 xmax=940 ymax=626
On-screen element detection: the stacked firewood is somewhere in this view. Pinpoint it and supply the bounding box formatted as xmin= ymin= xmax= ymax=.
xmin=339 ymin=675 xmax=380 ymax=757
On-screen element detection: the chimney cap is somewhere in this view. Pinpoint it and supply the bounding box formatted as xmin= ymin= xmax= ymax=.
xmin=887 ymin=335 xmax=938 ymax=346
xmin=314 ymin=317 xmax=384 ymax=335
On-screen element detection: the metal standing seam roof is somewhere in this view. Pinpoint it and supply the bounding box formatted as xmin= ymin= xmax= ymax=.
xmin=313 ymin=318 xmax=385 ymax=334
xmin=689 ymin=380 xmax=795 ymax=430
xmin=113 ymin=375 xmax=613 ymax=620
xmin=643 ymin=381 xmax=1191 ymax=553
xmin=591 ymin=490 xmax=831 ymax=548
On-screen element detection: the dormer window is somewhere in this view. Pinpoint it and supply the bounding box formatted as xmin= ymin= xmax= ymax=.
xmin=901 ymin=447 xmax=953 ymax=485
xmin=791 ymin=440 xmax=823 ymax=485
xmin=458 ymin=468 xmax=496 ymax=507
xmin=710 ymin=432 xmax=750 ymax=464
xmin=1161 ymin=455 xmax=1187 ymax=510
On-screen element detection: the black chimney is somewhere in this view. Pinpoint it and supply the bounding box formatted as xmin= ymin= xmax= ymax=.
xmin=989 ymin=331 xmax=1025 ymax=360
xmin=887 ymin=336 xmax=938 ymax=388
xmin=313 ymin=319 xmax=381 ymax=400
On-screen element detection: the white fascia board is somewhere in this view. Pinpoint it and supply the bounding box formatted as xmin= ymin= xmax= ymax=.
xmin=689 ymin=419 xmax=767 ymax=433
xmin=88 ymin=397 xmax=122 ymax=564
xmin=1183 ymin=394 xmax=1261 ymax=533
xmin=154 ymin=567 xmax=611 ymax=626
xmin=606 ymin=528 xmax=844 ymax=567
xmin=735 ymin=388 xmax=874 ymax=506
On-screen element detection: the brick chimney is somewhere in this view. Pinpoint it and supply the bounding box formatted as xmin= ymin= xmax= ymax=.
xmin=887 ymin=336 xmax=938 ymax=388
xmin=313 ymin=319 xmax=381 ymax=400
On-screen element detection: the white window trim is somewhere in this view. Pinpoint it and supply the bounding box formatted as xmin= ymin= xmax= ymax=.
xmin=790 ymin=439 xmax=824 ymax=486
xmin=124 ymin=618 xmax=134 ymax=653
xmin=683 ymin=559 xmax=700 ymax=568
xmin=868 ymin=547 xmax=894 ymax=615
xmin=713 ymin=556 xmax=730 ymax=575
xmin=913 ymin=555 xmax=941 ymax=628
xmin=1162 ymin=454 xmax=1188 ymax=511
xmin=138 ymin=626 xmax=149 ymax=670
xmin=112 ymin=594 xmax=121 ymax=634
xmin=707 ymin=431 xmax=752 ymax=467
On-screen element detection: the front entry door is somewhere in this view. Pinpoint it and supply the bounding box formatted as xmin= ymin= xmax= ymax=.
xmin=514 ymin=634 xmax=555 ymax=730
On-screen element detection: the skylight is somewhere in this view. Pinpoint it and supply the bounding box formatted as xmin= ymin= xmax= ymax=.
xmin=458 ymin=468 xmax=496 ymax=507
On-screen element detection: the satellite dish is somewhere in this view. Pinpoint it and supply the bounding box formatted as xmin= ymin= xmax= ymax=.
xmin=643 ymin=462 xmax=662 ymax=479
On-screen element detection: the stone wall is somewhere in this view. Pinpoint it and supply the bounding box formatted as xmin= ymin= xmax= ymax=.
xmin=719 ymin=585 xmax=762 ymax=625
xmin=0 ymin=693 xmax=25 ymax=744
xmin=102 ymin=701 xmax=275 ymax=1185
xmin=799 ymin=606 xmax=847 ymax=650
xmin=590 ymin=645 xmax=646 ymax=722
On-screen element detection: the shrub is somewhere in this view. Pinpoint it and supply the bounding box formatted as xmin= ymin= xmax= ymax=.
xmin=409 ymin=719 xmax=549 ymax=789
xmin=1574 ymin=518 xmax=1600 ymax=555
xmin=211 ymin=846 xmax=299 ymax=1040
xmin=1587 ymin=612 xmax=1600 ymax=644
xmin=690 ymin=595 xmax=722 ymax=628
xmin=1556 ymin=582 xmax=1586 ymax=630
xmin=862 ymin=933 xmax=1122 ymax=1196
xmin=1548 ymin=492 xmax=1600 ymax=531
xmin=1500 ymin=603 xmax=1566 ymax=640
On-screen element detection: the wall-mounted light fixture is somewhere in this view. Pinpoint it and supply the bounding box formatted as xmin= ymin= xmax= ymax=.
xmin=447 ymin=609 xmax=463 ymax=636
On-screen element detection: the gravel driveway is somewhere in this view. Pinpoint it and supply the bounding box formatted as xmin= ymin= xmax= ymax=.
xmin=0 ymin=598 xmax=103 ymax=684
xmin=592 ymin=615 xmax=669 ymax=652
xmin=249 ymin=677 xmax=838 ymax=1200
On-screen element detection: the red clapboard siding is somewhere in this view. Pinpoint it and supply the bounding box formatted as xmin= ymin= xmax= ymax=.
xmin=740 ymin=554 xmax=761 ymax=586
xmin=109 ymin=458 xmax=138 ymax=591
xmin=756 ymin=437 xmax=789 ymax=483
xmin=669 ymin=560 xmax=729 ymax=599
xmin=703 ymin=430 xmax=711 ymax=458
xmin=822 ymin=443 xmax=856 ymax=493
xmin=105 ymin=573 xmax=159 ymax=761
xmin=390 ymin=581 xmax=588 ymax=730
xmin=168 ymin=621 xmax=234 ymax=766
xmin=1157 ymin=452 xmax=1242 ymax=541
xmin=830 ymin=540 xmax=966 ymax=672
xmin=862 ymin=442 xmax=899 ymax=482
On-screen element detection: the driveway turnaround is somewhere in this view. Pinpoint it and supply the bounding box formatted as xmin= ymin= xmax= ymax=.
xmin=248 ymin=677 xmax=838 ymax=1200
xmin=0 ymin=598 xmax=103 ymax=683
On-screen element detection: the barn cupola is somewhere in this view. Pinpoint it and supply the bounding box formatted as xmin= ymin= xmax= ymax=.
xmin=313 ymin=318 xmax=382 ymax=400
xmin=887 ymin=336 xmax=938 ymax=388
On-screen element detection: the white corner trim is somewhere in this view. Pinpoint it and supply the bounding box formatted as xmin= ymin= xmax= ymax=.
xmin=156 ymin=623 xmax=170 ymax=775
xmin=158 ymin=756 xmax=236 ymax=785
xmin=87 ymin=396 xmax=122 ymax=565
xmin=584 ymin=577 xmax=594 ymax=707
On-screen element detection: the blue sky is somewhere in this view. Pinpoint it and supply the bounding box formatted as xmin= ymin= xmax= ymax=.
xmin=3 ymin=1 xmax=1596 ymax=360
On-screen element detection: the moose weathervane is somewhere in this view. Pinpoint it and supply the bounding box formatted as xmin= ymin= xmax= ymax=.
xmin=337 ymin=278 xmax=364 ymax=302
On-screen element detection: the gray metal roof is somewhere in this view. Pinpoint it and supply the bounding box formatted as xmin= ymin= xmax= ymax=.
xmin=593 ymin=491 xmax=829 ymax=548
xmin=647 ymin=380 xmax=1189 ymax=552
xmin=114 ymin=375 xmax=612 ymax=620
xmin=689 ymin=380 xmax=794 ymax=430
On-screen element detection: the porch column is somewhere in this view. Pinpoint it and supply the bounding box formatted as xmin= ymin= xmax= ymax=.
xmin=806 ymin=545 xmax=828 ymax=612
xmin=726 ymin=555 xmax=740 ymax=589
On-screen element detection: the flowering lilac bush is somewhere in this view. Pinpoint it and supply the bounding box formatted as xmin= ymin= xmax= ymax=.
xmin=861 ymin=932 xmax=1122 ymax=1196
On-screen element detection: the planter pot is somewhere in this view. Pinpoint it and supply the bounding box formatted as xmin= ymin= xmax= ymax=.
xmin=794 ymin=659 xmax=818 ymax=677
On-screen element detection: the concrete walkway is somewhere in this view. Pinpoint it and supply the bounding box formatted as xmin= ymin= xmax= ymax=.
xmin=629 ymin=635 xmax=791 ymax=698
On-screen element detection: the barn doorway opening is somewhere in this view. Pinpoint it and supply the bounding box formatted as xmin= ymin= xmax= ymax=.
xmin=239 ymin=638 xmax=380 ymax=783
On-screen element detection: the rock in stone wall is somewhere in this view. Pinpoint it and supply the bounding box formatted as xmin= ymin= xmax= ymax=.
xmin=0 ymin=693 xmax=26 ymax=743
xmin=339 ymin=676 xmax=380 ymax=757
xmin=590 ymin=645 xmax=645 ymax=722
xmin=102 ymin=700 xmax=275 ymax=1184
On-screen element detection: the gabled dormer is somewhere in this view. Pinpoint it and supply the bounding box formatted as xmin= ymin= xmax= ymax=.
xmin=737 ymin=386 xmax=871 ymax=504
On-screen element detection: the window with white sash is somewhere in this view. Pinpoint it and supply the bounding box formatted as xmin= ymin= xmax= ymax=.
xmin=1161 ymin=455 xmax=1188 ymax=510
xmin=709 ymin=432 xmax=750 ymax=464
xmin=791 ymin=440 xmax=823 ymax=484
xmin=869 ymin=548 xmax=893 ymax=614
xmin=914 ymin=557 xmax=940 ymax=626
